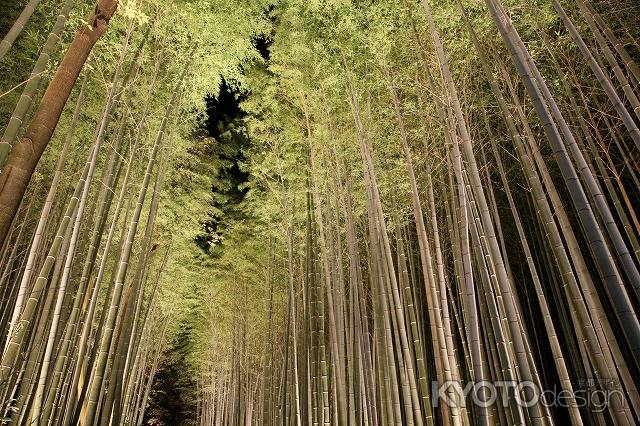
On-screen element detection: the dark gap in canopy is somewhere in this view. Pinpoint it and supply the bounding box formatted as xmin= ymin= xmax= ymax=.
xmin=195 ymin=79 xmax=251 ymax=253
xmin=194 ymin=4 xmax=276 ymax=253
xmin=253 ymin=34 xmax=271 ymax=60
xmin=252 ymin=3 xmax=276 ymax=60
xmin=204 ymin=79 xmax=245 ymax=140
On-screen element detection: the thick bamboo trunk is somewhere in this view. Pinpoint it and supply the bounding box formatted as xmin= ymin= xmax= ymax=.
xmin=0 ymin=0 xmax=118 ymax=248
xmin=5 ymin=73 xmax=88 ymax=353
xmin=0 ymin=0 xmax=75 ymax=168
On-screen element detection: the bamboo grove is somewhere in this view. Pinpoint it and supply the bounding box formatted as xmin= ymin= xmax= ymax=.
xmin=0 ymin=0 xmax=639 ymax=425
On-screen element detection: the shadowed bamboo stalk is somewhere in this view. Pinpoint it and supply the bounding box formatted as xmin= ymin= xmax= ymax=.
xmin=485 ymin=0 xmax=640 ymax=378
xmin=0 ymin=0 xmax=44 ymax=62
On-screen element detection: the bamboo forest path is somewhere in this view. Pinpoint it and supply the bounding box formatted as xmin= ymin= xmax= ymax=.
xmin=0 ymin=0 xmax=640 ymax=425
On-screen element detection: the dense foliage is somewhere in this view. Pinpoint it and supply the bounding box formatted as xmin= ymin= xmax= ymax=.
xmin=0 ymin=0 xmax=639 ymax=424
